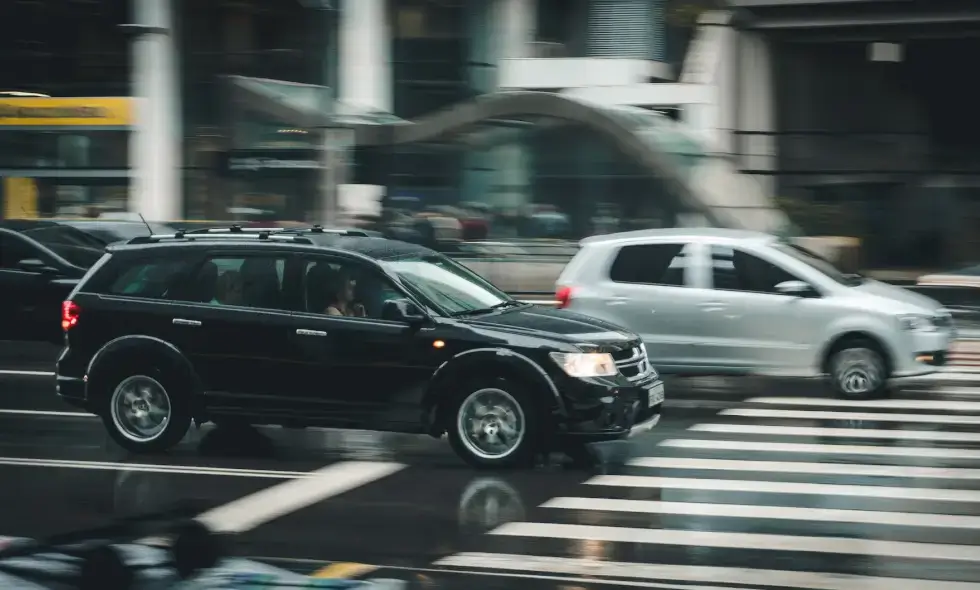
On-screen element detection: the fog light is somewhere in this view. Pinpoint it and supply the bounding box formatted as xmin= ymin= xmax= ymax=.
xmin=916 ymin=354 xmax=933 ymax=363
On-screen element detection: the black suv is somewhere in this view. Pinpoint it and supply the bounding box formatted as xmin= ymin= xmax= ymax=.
xmin=55 ymin=226 xmax=664 ymax=467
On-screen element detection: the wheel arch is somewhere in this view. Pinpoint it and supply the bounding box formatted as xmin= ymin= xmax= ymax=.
xmin=86 ymin=335 xmax=204 ymax=412
xmin=820 ymin=330 xmax=894 ymax=377
xmin=421 ymin=348 xmax=566 ymax=437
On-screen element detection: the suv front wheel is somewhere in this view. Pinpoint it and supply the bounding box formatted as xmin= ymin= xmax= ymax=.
xmin=100 ymin=372 xmax=191 ymax=453
xmin=448 ymin=378 xmax=540 ymax=469
xmin=829 ymin=342 xmax=889 ymax=399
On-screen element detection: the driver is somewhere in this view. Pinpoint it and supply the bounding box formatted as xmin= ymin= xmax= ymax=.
xmin=324 ymin=268 xmax=367 ymax=317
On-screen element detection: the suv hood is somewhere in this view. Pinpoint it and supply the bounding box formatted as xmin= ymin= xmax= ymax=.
xmin=460 ymin=304 xmax=638 ymax=351
xmin=851 ymin=279 xmax=945 ymax=313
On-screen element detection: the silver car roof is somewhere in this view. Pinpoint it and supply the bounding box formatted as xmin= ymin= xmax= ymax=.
xmin=580 ymin=227 xmax=776 ymax=247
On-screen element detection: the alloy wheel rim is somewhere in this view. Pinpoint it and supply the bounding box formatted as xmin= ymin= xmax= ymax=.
xmin=457 ymin=388 xmax=526 ymax=460
xmin=110 ymin=375 xmax=172 ymax=443
xmin=834 ymin=348 xmax=882 ymax=395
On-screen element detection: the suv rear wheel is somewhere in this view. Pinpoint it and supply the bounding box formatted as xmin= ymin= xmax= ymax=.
xmin=448 ymin=377 xmax=539 ymax=469
xmin=828 ymin=340 xmax=889 ymax=399
xmin=101 ymin=371 xmax=191 ymax=453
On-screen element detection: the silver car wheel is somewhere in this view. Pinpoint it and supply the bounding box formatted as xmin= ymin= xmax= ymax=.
xmin=833 ymin=347 xmax=883 ymax=396
xmin=456 ymin=388 xmax=526 ymax=461
xmin=110 ymin=375 xmax=172 ymax=443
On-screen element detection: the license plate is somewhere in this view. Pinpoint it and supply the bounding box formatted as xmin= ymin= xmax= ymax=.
xmin=646 ymin=382 xmax=665 ymax=406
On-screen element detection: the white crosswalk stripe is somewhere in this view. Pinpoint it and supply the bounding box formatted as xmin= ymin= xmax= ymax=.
xmin=433 ymin=385 xmax=980 ymax=589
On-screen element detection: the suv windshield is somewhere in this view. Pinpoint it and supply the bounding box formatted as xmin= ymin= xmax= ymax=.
xmin=382 ymin=254 xmax=516 ymax=316
xmin=772 ymin=241 xmax=859 ymax=286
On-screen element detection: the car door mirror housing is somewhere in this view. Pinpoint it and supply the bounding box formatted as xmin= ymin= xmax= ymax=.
xmin=382 ymin=298 xmax=427 ymax=326
xmin=775 ymin=280 xmax=812 ymax=296
xmin=17 ymin=258 xmax=58 ymax=274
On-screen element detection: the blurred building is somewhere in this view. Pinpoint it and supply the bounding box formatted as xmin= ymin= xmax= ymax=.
xmin=1 ymin=0 xmax=871 ymax=248
xmin=718 ymin=0 xmax=980 ymax=268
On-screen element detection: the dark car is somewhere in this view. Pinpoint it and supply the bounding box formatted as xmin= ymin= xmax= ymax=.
xmin=55 ymin=218 xmax=176 ymax=245
xmin=55 ymin=226 xmax=664 ymax=467
xmin=0 ymin=220 xmax=106 ymax=342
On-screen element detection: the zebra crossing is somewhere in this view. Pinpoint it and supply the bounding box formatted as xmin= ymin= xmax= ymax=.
xmin=435 ymin=385 xmax=980 ymax=589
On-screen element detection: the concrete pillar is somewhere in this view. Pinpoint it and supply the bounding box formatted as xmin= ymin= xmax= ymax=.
xmin=129 ymin=0 xmax=182 ymax=221
xmin=462 ymin=0 xmax=534 ymax=213
xmin=339 ymin=0 xmax=391 ymax=112
xmin=736 ymin=31 xmax=777 ymax=197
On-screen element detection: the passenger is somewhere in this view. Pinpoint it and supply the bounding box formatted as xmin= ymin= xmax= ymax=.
xmin=213 ymin=271 xmax=243 ymax=306
xmin=324 ymin=269 xmax=366 ymax=317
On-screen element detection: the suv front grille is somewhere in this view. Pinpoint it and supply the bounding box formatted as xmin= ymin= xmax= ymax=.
xmin=615 ymin=345 xmax=657 ymax=382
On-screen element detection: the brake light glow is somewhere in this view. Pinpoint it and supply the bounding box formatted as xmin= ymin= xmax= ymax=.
xmin=62 ymin=301 xmax=80 ymax=331
xmin=555 ymin=286 xmax=574 ymax=309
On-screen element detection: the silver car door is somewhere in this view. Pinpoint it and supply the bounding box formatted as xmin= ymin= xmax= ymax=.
xmin=597 ymin=242 xmax=699 ymax=371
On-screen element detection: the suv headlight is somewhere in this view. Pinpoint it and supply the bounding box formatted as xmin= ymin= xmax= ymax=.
xmin=549 ymin=352 xmax=618 ymax=378
xmin=898 ymin=314 xmax=937 ymax=332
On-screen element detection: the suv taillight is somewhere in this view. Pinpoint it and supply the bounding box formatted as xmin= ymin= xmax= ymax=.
xmin=62 ymin=301 xmax=80 ymax=331
xmin=555 ymin=286 xmax=574 ymax=309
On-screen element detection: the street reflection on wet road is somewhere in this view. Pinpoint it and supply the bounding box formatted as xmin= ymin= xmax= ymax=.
xmin=3 ymin=365 xmax=980 ymax=589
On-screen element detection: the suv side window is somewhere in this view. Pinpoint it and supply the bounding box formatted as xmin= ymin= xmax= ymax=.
xmin=177 ymin=255 xmax=289 ymax=310
xmin=301 ymin=258 xmax=403 ymax=320
xmin=609 ymin=243 xmax=689 ymax=287
xmin=107 ymin=260 xmax=188 ymax=299
xmin=710 ymin=245 xmax=801 ymax=294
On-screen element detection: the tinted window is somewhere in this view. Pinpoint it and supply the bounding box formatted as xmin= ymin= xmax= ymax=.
xmin=710 ymin=245 xmax=800 ymax=294
xmin=20 ymin=226 xmax=104 ymax=267
xmin=107 ymin=260 xmax=188 ymax=299
xmin=302 ymin=259 xmax=404 ymax=319
xmin=0 ymin=233 xmax=39 ymax=269
xmin=175 ymin=256 xmax=288 ymax=311
xmin=609 ymin=243 xmax=688 ymax=287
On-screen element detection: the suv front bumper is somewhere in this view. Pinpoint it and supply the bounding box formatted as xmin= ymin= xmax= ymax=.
xmin=557 ymin=377 xmax=664 ymax=442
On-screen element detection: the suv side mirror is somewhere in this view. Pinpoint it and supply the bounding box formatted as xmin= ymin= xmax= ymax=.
xmin=17 ymin=258 xmax=58 ymax=275
xmin=775 ymin=280 xmax=812 ymax=296
xmin=382 ymin=298 xmax=426 ymax=326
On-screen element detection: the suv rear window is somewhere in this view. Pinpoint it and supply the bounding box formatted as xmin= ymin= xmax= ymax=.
xmin=107 ymin=260 xmax=187 ymax=299
xmin=609 ymin=243 xmax=688 ymax=287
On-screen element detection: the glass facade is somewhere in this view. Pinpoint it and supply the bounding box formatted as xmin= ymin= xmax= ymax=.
xmin=0 ymin=0 xmax=132 ymax=219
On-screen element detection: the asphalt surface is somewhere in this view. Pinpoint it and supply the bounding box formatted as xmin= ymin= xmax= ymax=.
xmin=3 ymin=342 xmax=980 ymax=589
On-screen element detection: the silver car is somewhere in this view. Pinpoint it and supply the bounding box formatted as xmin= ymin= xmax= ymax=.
xmin=556 ymin=228 xmax=953 ymax=399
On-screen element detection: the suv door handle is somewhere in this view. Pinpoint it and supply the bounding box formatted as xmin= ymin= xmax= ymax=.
xmin=296 ymin=329 xmax=327 ymax=337
xmin=607 ymin=296 xmax=631 ymax=306
xmin=172 ymin=318 xmax=201 ymax=326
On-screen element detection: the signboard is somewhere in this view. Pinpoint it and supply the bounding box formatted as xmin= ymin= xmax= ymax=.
xmin=0 ymin=97 xmax=132 ymax=127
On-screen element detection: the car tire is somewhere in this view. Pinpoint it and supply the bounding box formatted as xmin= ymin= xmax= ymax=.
xmin=448 ymin=377 xmax=540 ymax=469
xmin=98 ymin=368 xmax=191 ymax=454
xmin=828 ymin=340 xmax=889 ymax=400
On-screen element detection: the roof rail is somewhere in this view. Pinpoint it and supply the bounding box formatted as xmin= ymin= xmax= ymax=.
xmin=274 ymin=224 xmax=372 ymax=237
xmin=127 ymin=232 xmax=314 ymax=245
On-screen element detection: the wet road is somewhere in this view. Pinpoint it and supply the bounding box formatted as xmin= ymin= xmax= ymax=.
xmin=3 ymin=344 xmax=980 ymax=589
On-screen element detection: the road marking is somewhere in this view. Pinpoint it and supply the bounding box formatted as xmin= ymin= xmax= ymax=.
xmin=197 ymin=460 xmax=404 ymax=534
xmin=627 ymin=456 xmax=980 ymax=479
xmin=744 ymin=397 xmax=980 ymax=411
xmin=661 ymin=438 xmax=980 ymax=459
xmin=0 ymin=409 xmax=91 ymax=418
xmin=0 ymin=369 xmax=55 ymax=377
xmin=434 ymin=552 xmax=980 ymax=590
xmin=542 ymin=497 xmax=980 ymax=529
xmin=0 ymin=456 xmax=310 ymax=478
xmin=721 ymin=408 xmax=980 ymax=424
xmin=310 ymin=562 xmax=381 ymax=579
xmin=586 ymin=474 xmax=980 ymax=502
xmin=690 ymin=423 xmax=980 ymax=443
xmin=490 ymin=522 xmax=980 ymax=561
